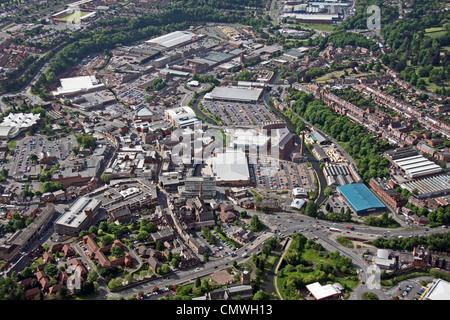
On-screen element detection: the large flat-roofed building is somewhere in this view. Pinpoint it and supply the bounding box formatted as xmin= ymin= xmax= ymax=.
xmin=283 ymin=13 xmax=341 ymax=24
xmin=229 ymin=129 xmax=270 ymax=153
xmin=178 ymin=175 xmax=217 ymax=199
xmin=336 ymin=183 xmax=386 ymax=215
xmin=424 ymin=279 xmax=450 ymax=300
xmin=400 ymin=174 xmax=450 ymax=199
xmin=211 ymin=149 xmax=250 ymax=186
xmin=393 ymin=155 xmax=442 ymax=179
xmin=54 ymin=196 xmax=102 ymax=236
xmin=145 ymin=30 xmax=198 ymax=49
xmin=52 ymin=75 xmax=105 ymax=97
xmin=204 ymin=86 xmax=264 ymax=103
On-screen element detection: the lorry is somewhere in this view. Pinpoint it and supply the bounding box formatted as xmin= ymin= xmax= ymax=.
xmin=346 ymin=226 xmax=355 ymax=230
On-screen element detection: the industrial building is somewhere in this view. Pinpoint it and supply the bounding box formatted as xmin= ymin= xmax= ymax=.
xmin=309 ymin=130 xmax=330 ymax=145
xmin=54 ymin=196 xmax=102 ymax=236
xmin=386 ymin=147 xmax=443 ymax=179
xmin=283 ymin=13 xmax=341 ymax=24
xmin=145 ymin=30 xmax=199 ymax=49
xmin=400 ymin=174 xmax=450 ymax=199
xmin=393 ymin=155 xmax=442 ymax=179
xmin=204 ymin=86 xmax=264 ymax=103
xmin=336 ymin=183 xmax=386 ymax=215
xmin=323 ymin=164 xmax=355 ymax=187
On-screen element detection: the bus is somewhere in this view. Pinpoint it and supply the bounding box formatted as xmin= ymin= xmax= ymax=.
xmin=329 ymin=227 xmax=341 ymax=232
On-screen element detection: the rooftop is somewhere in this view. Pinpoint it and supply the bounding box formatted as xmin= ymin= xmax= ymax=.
xmin=204 ymin=86 xmax=263 ymax=103
xmin=425 ymin=279 xmax=450 ymax=300
xmin=336 ymin=183 xmax=386 ymax=214
xmin=146 ymin=31 xmax=198 ymax=49
xmin=212 ymin=150 xmax=250 ymax=182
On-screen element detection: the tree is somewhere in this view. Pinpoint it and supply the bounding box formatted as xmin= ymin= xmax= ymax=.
xmin=156 ymin=240 xmax=164 ymax=251
xmin=203 ymin=252 xmax=210 ymax=263
xmin=160 ymin=264 xmax=171 ymax=274
xmin=111 ymin=246 xmax=124 ymax=258
xmin=194 ymin=276 xmax=201 ymax=288
xmin=253 ymin=290 xmax=271 ymax=300
xmin=29 ymin=154 xmax=38 ymax=163
xmin=305 ymin=201 xmax=318 ymax=218
xmin=44 ymin=264 xmax=58 ymax=278
xmin=324 ymin=186 xmax=333 ymax=197
xmin=87 ymin=270 xmax=99 ymax=283
xmin=72 ymin=146 xmax=79 ymax=156
xmin=249 ymin=215 xmax=265 ymax=232
xmin=239 ymin=211 xmax=248 ymax=218
xmin=152 ymin=78 xmax=167 ymax=91
xmin=41 ymin=181 xmax=63 ymax=193
xmin=0 ymin=278 xmax=25 ymax=300
xmin=76 ymin=134 xmax=96 ymax=148
xmin=136 ymin=230 xmax=149 ymax=241
xmin=20 ymin=267 xmax=34 ymax=279
xmin=101 ymin=174 xmax=112 ymax=184
xmin=89 ymin=226 xmax=98 ymax=235
xmin=101 ymin=235 xmax=114 ymax=246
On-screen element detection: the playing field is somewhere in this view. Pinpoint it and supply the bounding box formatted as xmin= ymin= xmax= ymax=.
xmin=58 ymin=11 xmax=93 ymax=21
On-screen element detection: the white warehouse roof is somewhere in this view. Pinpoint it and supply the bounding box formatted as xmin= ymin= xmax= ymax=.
xmin=424 ymin=279 xmax=450 ymax=300
xmin=212 ymin=149 xmax=250 ymax=182
xmin=204 ymin=86 xmax=263 ymax=103
xmin=145 ymin=30 xmax=197 ymax=49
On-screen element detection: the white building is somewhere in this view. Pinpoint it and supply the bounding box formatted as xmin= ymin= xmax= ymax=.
xmin=211 ymin=149 xmax=250 ymax=186
xmin=424 ymin=279 xmax=450 ymax=300
xmin=145 ymin=30 xmax=198 ymax=49
xmin=204 ymin=86 xmax=264 ymax=103
xmin=164 ymin=106 xmax=199 ymax=128
xmin=374 ymin=249 xmax=396 ymax=269
xmin=0 ymin=113 xmax=40 ymax=139
xmin=52 ymin=75 xmax=105 ymax=97
xmin=290 ymin=198 xmax=306 ymax=210
xmin=306 ymin=282 xmax=343 ymax=300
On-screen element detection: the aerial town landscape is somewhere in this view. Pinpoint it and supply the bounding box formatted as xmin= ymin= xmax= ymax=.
xmin=0 ymin=0 xmax=448 ymax=306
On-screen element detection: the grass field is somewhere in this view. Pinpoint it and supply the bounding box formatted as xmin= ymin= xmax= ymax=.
xmin=277 ymin=248 xmax=360 ymax=299
xmin=425 ymin=27 xmax=447 ymax=38
xmin=295 ymin=23 xmax=336 ymax=32
xmin=59 ymin=11 xmax=92 ymax=22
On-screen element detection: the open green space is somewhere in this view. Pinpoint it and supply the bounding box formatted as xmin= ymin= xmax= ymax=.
xmin=295 ymin=23 xmax=336 ymax=32
xmin=276 ymin=234 xmax=359 ymax=300
xmin=336 ymin=237 xmax=354 ymax=249
xmin=59 ymin=11 xmax=93 ymax=21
